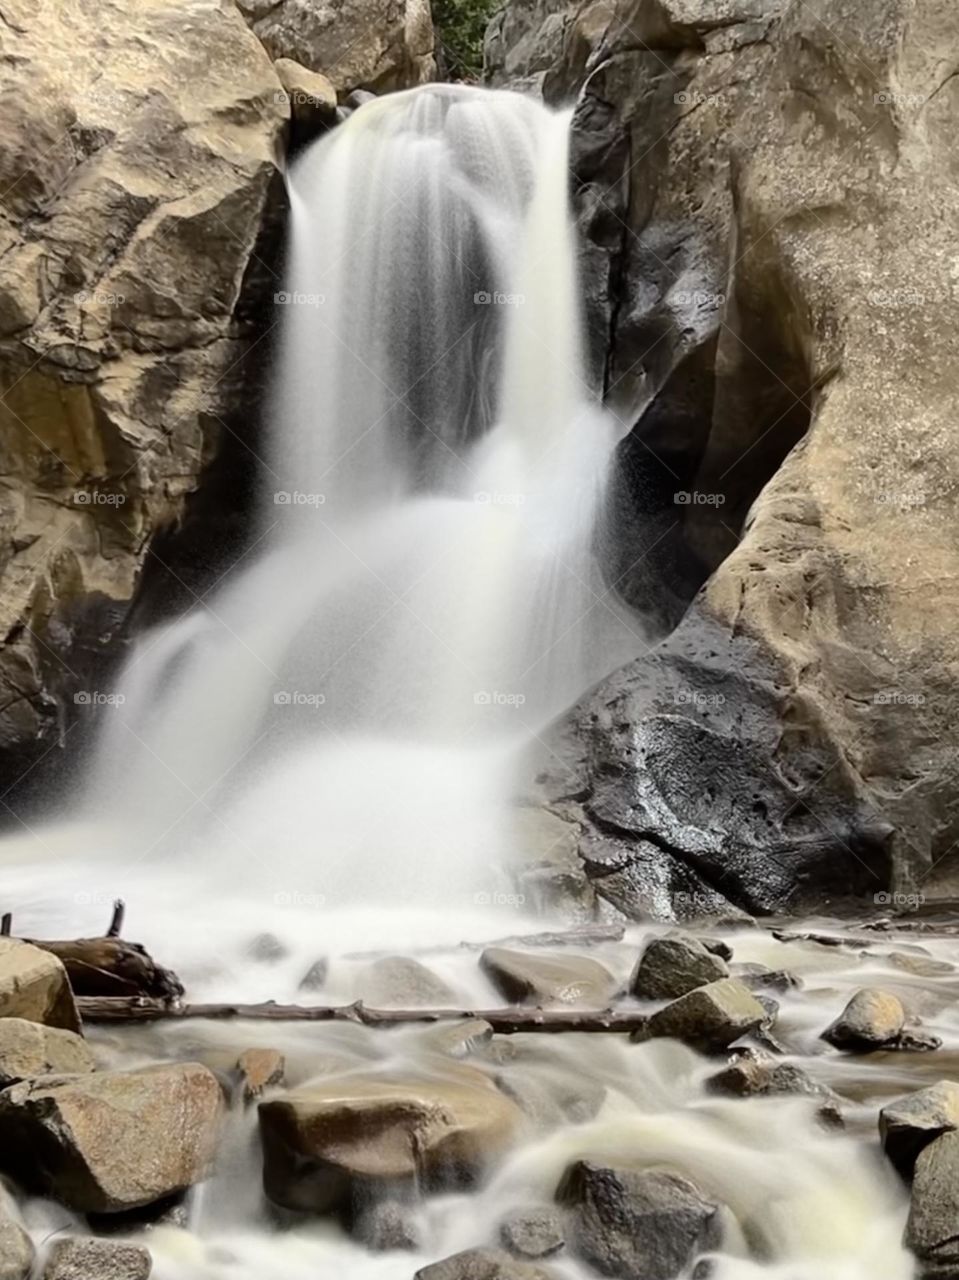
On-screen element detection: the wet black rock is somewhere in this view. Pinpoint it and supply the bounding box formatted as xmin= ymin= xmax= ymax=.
xmin=499 ymin=1207 xmax=565 ymax=1259
xmin=821 ymin=989 xmax=905 ymax=1051
xmin=880 ymin=1082 xmax=959 ymax=1178
xmin=629 ymin=935 xmax=728 ymax=1001
xmin=556 ymin=1160 xmax=721 ymax=1280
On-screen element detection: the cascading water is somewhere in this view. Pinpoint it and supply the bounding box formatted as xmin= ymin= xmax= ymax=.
xmin=0 ymin=86 xmax=931 ymax=1280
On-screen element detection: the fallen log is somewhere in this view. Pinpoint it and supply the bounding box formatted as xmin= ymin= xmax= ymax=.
xmin=78 ymin=997 xmax=648 ymax=1035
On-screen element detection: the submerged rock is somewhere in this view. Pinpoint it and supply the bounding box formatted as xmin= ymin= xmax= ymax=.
xmin=236 ymin=1048 xmax=285 ymax=1103
xmin=629 ymin=934 xmax=729 ymax=1000
xmin=706 ymin=1051 xmax=835 ymax=1102
xmin=298 ymin=959 xmax=329 ymax=992
xmin=0 ymin=1018 xmax=95 ymax=1088
xmin=480 ymin=949 xmax=616 ymax=1007
xmin=415 ymin=1247 xmax=556 ymax=1280
xmin=358 ymin=957 xmax=454 ymax=1007
xmin=0 ymin=1063 xmax=222 ymax=1213
xmin=42 ymin=1238 xmax=151 ymax=1280
xmin=0 ymin=940 xmax=80 ymax=1033
xmin=638 ymin=979 xmax=767 ymax=1052
xmin=556 ymin=1160 xmax=721 ymax=1280
xmin=821 ymin=989 xmax=905 ymax=1051
xmin=352 ymin=1199 xmax=418 ymax=1250
xmin=500 ymin=1207 xmax=565 ymax=1259
xmin=880 ymin=1082 xmax=959 ymax=1178
xmin=906 ymin=1130 xmax=959 ymax=1272
xmin=258 ymin=1072 xmax=522 ymax=1213
xmin=735 ymin=964 xmax=801 ymax=994
xmin=421 ymin=1020 xmax=494 ymax=1058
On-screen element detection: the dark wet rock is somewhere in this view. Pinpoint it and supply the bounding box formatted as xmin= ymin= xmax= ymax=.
xmin=880 ymin=1082 xmax=959 ymax=1178
xmin=352 ymin=1199 xmax=418 ymax=1250
xmin=42 ymin=1238 xmax=151 ymax=1280
xmin=894 ymin=1029 xmax=943 ymax=1053
xmin=0 ymin=1018 xmax=96 ymax=1088
xmin=638 ymin=979 xmax=767 ymax=1053
xmin=258 ymin=1073 xmax=522 ymax=1213
xmin=298 ymin=958 xmax=329 ymax=992
xmin=556 ymin=1160 xmax=721 ymax=1280
xmin=906 ymin=1130 xmax=959 ymax=1273
xmin=821 ymin=989 xmax=906 ymax=1051
xmin=247 ymin=933 xmax=289 ymax=964
xmin=359 ymin=957 xmax=454 ymax=1007
xmin=500 ymin=1207 xmax=565 ymax=1259
xmin=0 ymin=1064 xmax=222 ymax=1213
xmin=414 ymin=1247 xmax=556 ymax=1280
xmin=702 ymin=939 xmax=734 ymax=963
xmin=236 ymin=1048 xmax=285 ymax=1103
xmin=480 ymin=949 xmax=616 ymax=1007
xmin=0 ymin=940 xmax=80 ymax=1033
xmin=629 ymin=935 xmax=728 ymax=1001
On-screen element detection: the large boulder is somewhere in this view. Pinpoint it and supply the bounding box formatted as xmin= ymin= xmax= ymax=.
xmin=821 ymin=989 xmax=905 ymax=1052
xmin=0 ymin=1063 xmax=222 ymax=1212
xmin=639 ymin=978 xmax=766 ymax=1052
xmin=501 ymin=0 xmax=959 ymax=917
xmin=629 ymin=934 xmax=728 ymax=1000
xmin=906 ymin=1130 xmax=959 ymax=1274
xmin=880 ymin=1082 xmax=959 ymax=1178
xmin=480 ymin=948 xmax=616 ymax=1006
xmin=258 ymin=1071 xmax=523 ymax=1214
xmin=0 ymin=940 xmax=80 ymax=1033
xmin=0 ymin=1016 xmax=95 ymax=1087
xmin=0 ymin=0 xmax=284 ymax=777
xmin=235 ymin=0 xmax=435 ymax=93
xmin=556 ymin=1160 xmax=722 ymax=1280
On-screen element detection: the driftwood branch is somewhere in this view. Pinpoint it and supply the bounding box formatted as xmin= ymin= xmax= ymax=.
xmin=107 ymin=900 xmax=125 ymax=938
xmin=78 ymin=997 xmax=647 ymax=1035
xmin=25 ymin=938 xmax=183 ymax=1000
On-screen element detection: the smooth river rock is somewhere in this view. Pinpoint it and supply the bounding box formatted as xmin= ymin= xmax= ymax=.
xmin=556 ymin=1160 xmax=722 ymax=1280
xmin=821 ymin=989 xmax=906 ymax=1051
xmin=415 ymin=1248 xmax=556 ymax=1280
xmin=880 ymin=1082 xmax=959 ymax=1178
xmin=358 ymin=956 xmax=454 ymax=1007
xmin=42 ymin=1238 xmax=151 ymax=1280
xmin=0 ymin=1063 xmax=222 ymax=1212
xmin=630 ymin=934 xmax=729 ymax=1000
xmin=906 ymin=1130 xmax=959 ymax=1273
xmin=0 ymin=940 xmax=80 ymax=1033
xmin=480 ymin=948 xmax=616 ymax=1007
xmin=0 ymin=1017 xmax=95 ymax=1087
xmin=640 ymin=979 xmax=767 ymax=1052
xmin=258 ymin=1071 xmax=523 ymax=1213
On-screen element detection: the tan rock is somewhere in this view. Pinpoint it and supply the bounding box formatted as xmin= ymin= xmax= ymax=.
xmin=0 ymin=1017 xmax=95 ymax=1087
xmin=0 ymin=1063 xmax=222 ymax=1212
xmin=640 ymin=978 xmax=767 ymax=1052
xmin=274 ymin=58 xmax=337 ymax=126
xmin=236 ymin=1048 xmax=286 ymax=1103
xmin=821 ymin=989 xmax=905 ymax=1051
xmin=479 ymin=949 xmax=616 ymax=1007
xmin=0 ymin=940 xmax=80 ymax=1033
xmin=42 ymin=1238 xmax=151 ymax=1280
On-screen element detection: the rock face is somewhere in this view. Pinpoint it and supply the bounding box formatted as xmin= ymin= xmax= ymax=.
xmin=500 ymin=0 xmax=959 ymax=916
xmin=42 ymin=1239 xmax=151 ymax=1280
xmin=556 ymin=1160 xmax=721 ymax=1280
xmin=821 ymin=989 xmax=905 ymax=1051
xmin=0 ymin=1063 xmax=222 ymax=1212
xmin=640 ymin=978 xmax=766 ymax=1051
xmin=258 ymin=1072 xmax=523 ymax=1213
xmin=236 ymin=0 xmax=435 ymax=93
xmin=0 ymin=1017 xmax=95 ymax=1087
xmin=0 ymin=0 xmax=285 ymax=778
xmin=480 ymin=948 xmax=617 ymax=1006
xmin=906 ymin=1130 xmax=959 ymax=1274
xmin=630 ymin=935 xmax=728 ymax=1000
xmin=0 ymin=940 xmax=80 ymax=1032
xmin=880 ymin=1082 xmax=959 ymax=1178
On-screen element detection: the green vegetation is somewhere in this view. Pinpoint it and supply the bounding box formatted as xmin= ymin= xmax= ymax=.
xmin=431 ymin=0 xmax=501 ymax=81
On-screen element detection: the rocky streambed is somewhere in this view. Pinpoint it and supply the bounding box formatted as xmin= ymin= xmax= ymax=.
xmin=0 ymin=917 xmax=958 ymax=1278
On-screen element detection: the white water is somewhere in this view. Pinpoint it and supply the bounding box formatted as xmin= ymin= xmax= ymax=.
xmin=0 ymin=86 xmax=931 ymax=1280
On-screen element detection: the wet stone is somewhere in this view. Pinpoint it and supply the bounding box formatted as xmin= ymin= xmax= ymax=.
xmin=247 ymin=933 xmax=288 ymax=964
xmin=629 ymin=935 xmax=729 ymax=1001
xmin=414 ymin=1247 xmax=556 ymax=1280
xmin=42 ymin=1238 xmax=152 ymax=1280
xmin=500 ymin=1206 xmax=565 ymax=1258
xmin=352 ymin=1199 xmax=418 ymax=1250
xmin=638 ymin=979 xmax=767 ymax=1053
xmin=880 ymin=1081 xmax=959 ymax=1177
xmin=236 ymin=1048 xmax=285 ymax=1103
xmin=298 ymin=958 xmax=328 ymax=991
xmin=479 ymin=948 xmax=616 ymax=1007
xmin=821 ymin=988 xmax=905 ymax=1051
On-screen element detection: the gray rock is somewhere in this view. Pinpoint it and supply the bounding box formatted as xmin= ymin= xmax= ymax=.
xmin=415 ymin=1247 xmax=555 ymax=1280
xmin=639 ymin=979 xmax=767 ymax=1052
xmin=42 ymin=1239 xmax=151 ymax=1280
xmin=880 ymin=1082 xmax=959 ymax=1178
xmin=735 ymin=964 xmax=801 ymax=994
xmin=480 ymin=949 xmax=616 ymax=1007
xmin=298 ymin=959 xmax=328 ymax=992
xmin=0 ymin=1018 xmax=96 ymax=1087
xmin=0 ymin=941 xmax=80 ymax=1033
xmin=500 ymin=1207 xmax=565 ymax=1258
xmin=358 ymin=957 xmax=454 ymax=1007
xmin=906 ymin=1130 xmax=959 ymax=1272
xmin=706 ymin=1051 xmax=837 ymax=1102
xmin=352 ymin=1200 xmax=418 ymax=1250
xmin=821 ymin=989 xmax=905 ymax=1051
xmin=556 ymin=1160 xmax=721 ymax=1280
xmin=630 ymin=935 xmax=729 ymax=1000
xmin=247 ymin=933 xmax=288 ymax=964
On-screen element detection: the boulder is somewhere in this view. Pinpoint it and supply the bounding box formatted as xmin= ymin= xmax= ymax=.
xmin=0 ymin=1018 xmax=95 ymax=1087
xmin=258 ymin=1072 xmax=523 ymax=1213
xmin=706 ymin=1052 xmax=838 ymax=1103
xmin=236 ymin=1048 xmax=285 ymax=1103
xmin=415 ymin=1248 xmax=556 ymax=1280
xmin=479 ymin=949 xmax=616 ymax=1006
xmin=357 ymin=957 xmax=454 ymax=1007
xmin=629 ymin=935 xmax=729 ymax=1000
xmin=274 ymin=58 xmax=337 ymax=128
xmin=0 ymin=941 xmax=80 ymax=1033
xmin=906 ymin=1130 xmax=959 ymax=1273
xmin=500 ymin=1207 xmax=565 ymax=1258
xmin=880 ymin=1082 xmax=959 ymax=1178
xmin=0 ymin=1063 xmax=222 ymax=1212
xmin=556 ymin=1160 xmax=722 ymax=1280
xmin=0 ymin=0 xmax=284 ymax=777
xmin=42 ymin=1239 xmax=151 ymax=1280
xmin=639 ymin=979 xmax=767 ymax=1052
xmin=821 ymin=989 xmax=905 ymax=1051
xmin=236 ymin=0 xmax=435 ymax=94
